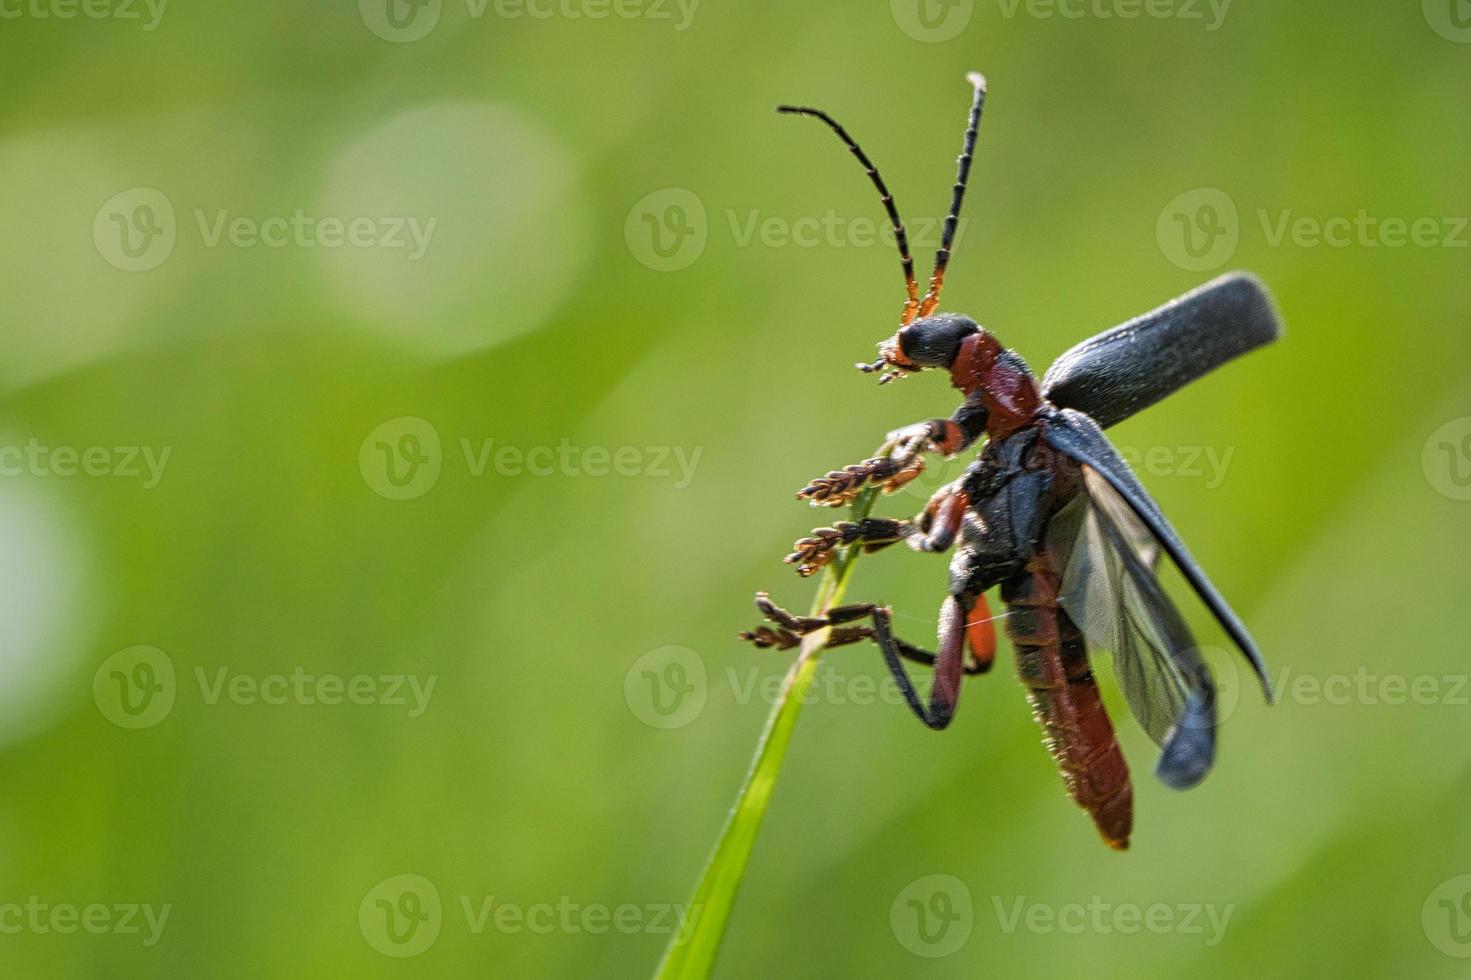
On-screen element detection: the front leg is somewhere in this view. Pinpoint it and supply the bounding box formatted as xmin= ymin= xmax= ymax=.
xmin=785 ymin=482 xmax=970 ymax=577
xmin=797 ymin=404 xmax=986 ymax=508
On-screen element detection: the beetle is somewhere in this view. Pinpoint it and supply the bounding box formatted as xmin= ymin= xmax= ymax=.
xmin=739 ymin=72 xmax=1282 ymax=850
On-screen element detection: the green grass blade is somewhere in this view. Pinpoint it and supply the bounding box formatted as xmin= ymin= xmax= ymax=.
xmin=654 ymin=488 xmax=879 ymax=980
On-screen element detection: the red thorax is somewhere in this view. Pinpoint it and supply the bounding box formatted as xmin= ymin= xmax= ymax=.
xmin=948 ymin=331 xmax=1042 ymax=439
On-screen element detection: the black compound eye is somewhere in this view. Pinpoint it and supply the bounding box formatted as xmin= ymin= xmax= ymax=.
xmin=896 ymin=314 xmax=980 ymax=368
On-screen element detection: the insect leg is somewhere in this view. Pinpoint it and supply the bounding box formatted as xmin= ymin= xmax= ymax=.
xmin=784 ymin=519 xmax=909 ymax=577
xmin=871 ymin=598 xmax=970 ymax=729
xmin=738 ymin=593 xmax=984 ymax=675
xmin=785 ymin=482 xmax=971 ymax=577
xmin=911 ymin=483 xmax=970 ymax=554
xmin=963 ymin=590 xmax=998 ymax=674
xmin=797 ymin=416 xmax=981 ymax=508
xmin=738 ymin=624 xmax=872 ymax=651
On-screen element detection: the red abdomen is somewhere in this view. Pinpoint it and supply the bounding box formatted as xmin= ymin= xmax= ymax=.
xmin=1003 ymin=553 xmax=1133 ymax=850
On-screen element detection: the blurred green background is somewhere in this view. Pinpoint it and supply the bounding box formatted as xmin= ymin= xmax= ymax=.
xmin=1 ymin=1 xmax=1469 ymax=976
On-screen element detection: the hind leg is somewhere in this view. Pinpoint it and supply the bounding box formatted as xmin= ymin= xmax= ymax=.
xmin=739 ymin=592 xmax=988 ymax=730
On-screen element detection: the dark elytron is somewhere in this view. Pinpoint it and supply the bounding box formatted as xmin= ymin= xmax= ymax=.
xmin=741 ymin=73 xmax=1281 ymax=849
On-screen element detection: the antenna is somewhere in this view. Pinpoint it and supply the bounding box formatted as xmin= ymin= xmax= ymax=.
xmin=918 ymin=72 xmax=987 ymax=318
xmin=777 ymin=105 xmax=921 ymax=324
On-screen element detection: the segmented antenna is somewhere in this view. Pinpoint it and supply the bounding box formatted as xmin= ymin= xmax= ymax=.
xmin=918 ymin=72 xmax=988 ymax=319
xmin=776 ymin=104 xmax=921 ymax=324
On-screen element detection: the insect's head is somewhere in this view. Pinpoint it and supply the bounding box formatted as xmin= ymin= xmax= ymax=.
xmin=870 ymin=317 xmax=1043 ymax=438
xmin=777 ymin=71 xmax=990 ymax=385
xmin=857 ymin=314 xmax=980 ymax=384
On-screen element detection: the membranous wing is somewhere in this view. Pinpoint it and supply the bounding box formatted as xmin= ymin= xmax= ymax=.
xmin=1047 ymin=466 xmax=1217 ymax=790
xmin=1043 ymin=408 xmax=1272 ymax=695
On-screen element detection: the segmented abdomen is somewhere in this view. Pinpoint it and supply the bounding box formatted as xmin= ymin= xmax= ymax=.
xmin=1003 ymin=552 xmax=1133 ymax=850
